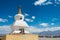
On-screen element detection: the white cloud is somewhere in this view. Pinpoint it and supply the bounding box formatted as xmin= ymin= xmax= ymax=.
xmin=24 ymin=13 xmax=35 ymax=22
xmin=25 ymin=18 xmax=30 ymax=22
xmin=26 ymin=26 xmax=60 ymax=33
xmin=8 ymin=15 xmax=12 ymax=18
xmin=40 ymin=23 xmax=49 ymax=27
xmin=25 ymin=18 xmax=34 ymax=22
xmin=52 ymin=18 xmax=60 ymax=21
xmin=51 ymin=23 xmax=55 ymax=25
xmin=26 ymin=26 xmax=43 ymax=33
xmin=45 ymin=1 xmax=53 ymax=5
xmin=24 ymin=13 xmax=29 ymax=16
xmin=34 ymin=0 xmax=47 ymax=6
xmin=40 ymin=22 xmax=55 ymax=27
xmin=32 ymin=16 xmax=35 ymax=19
xmin=30 ymin=20 xmax=34 ymax=22
xmin=58 ymin=0 xmax=60 ymax=2
xmin=0 ymin=25 xmax=60 ymax=34
xmin=24 ymin=13 xmax=36 ymax=22
xmin=0 ymin=18 xmax=8 ymax=22
xmin=0 ymin=25 xmax=11 ymax=34
xmin=34 ymin=0 xmax=60 ymax=6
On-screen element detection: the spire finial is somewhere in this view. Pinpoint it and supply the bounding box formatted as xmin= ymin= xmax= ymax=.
xmin=18 ymin=6 xmax=21 ymax=14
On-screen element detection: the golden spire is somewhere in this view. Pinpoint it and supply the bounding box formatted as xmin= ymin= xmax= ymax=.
xmin=18 ymin=6 xmax=21 ymax=14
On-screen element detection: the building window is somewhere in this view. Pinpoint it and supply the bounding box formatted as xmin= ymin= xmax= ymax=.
xmin=20 ymin=17 xmax=22 ymax=20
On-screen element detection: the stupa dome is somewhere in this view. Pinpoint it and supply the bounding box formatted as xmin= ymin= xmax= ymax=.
xmin=15 ymin=14 xmax=24 ymax=21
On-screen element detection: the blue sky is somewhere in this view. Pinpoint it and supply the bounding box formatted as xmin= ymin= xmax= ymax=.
xmin=0 ymin=0 xmax=60 ymax=34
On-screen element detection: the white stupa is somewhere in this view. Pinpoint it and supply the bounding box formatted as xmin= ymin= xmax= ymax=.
xmin=11 ymin=7 xmax=29 ymax=34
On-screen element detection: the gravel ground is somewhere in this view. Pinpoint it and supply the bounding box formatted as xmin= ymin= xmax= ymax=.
xmin=39 ymin=38 xmax=60 ymax=40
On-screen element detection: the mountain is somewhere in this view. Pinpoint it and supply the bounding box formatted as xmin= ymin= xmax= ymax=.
xmin=33 ymin=30 xmax=60 ymax=36
xmin=39 ymin=30 xmax=60 ymax=36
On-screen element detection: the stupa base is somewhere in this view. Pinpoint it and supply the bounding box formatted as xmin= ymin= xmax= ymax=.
xmin=2 ymin=34 xmax=38 ymax=40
